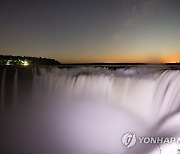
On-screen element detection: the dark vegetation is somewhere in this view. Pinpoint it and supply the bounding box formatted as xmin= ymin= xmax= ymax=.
xmin=0 ymin=55 xmax=61 ymax=66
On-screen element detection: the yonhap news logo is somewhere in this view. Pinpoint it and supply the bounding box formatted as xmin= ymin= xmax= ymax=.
xmin=121 ymin=132 xmax=180 ymax=149
xmin=121 ymin=132 xmax=137 ymax=148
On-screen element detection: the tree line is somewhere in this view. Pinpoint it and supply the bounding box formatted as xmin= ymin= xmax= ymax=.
xmin=0 ymin=55 xmax=61 ymax=65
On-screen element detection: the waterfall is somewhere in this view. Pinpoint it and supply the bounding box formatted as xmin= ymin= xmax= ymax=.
xmin=31 ymin=67 xmax=180 ymax=126
xmin=13 ymin=69 xmax=18 ymax=106
xmin=0 ymin=68 xmax=6 ymax=110
xmin=1 ymin=66 xmax=180 ymax=154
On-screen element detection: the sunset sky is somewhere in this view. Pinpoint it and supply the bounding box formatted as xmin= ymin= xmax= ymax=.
xmin=0 ymin=0 xmax=180 ymax=63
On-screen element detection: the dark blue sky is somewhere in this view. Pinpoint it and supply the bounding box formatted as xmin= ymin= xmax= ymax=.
xmin=0 ymin=0 xmax=180 ymax=63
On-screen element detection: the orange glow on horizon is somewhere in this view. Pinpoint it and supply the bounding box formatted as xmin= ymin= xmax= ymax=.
xmin=60 ymin=54 xmax=180 ymax=64
xmin=162 ymin=57 xmax=180 ymax=63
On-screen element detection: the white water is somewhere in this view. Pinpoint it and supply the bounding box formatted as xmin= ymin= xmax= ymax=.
xmin=0 ymin=68 xmax=6 ymax=109
xmin=32 ymin=67 xmax=180 ymax=125
xmin=1 ymin=66 xmax=180 ymax=154
xmin=13 ymin=69 xmax=18 ymax=106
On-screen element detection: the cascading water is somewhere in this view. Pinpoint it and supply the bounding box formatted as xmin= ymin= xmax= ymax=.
xmin=0 ymin=65 xmax=180 ymax=154
xmin=0 ymin=68 xmax=6 ymax=109
xmin=13 ymin=69 xmax=18 ymax=106
xmin=32 ymin=67 xmax=180 ymax=125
